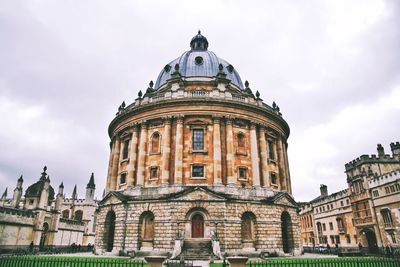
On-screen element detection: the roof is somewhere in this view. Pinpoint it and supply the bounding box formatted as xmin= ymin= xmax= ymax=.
xmin=24 ymin=167 xmax=55 ymax=201
xmin=154 ymin=32 xmax=244 ymax=90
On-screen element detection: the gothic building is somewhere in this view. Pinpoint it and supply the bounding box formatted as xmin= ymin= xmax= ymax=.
xmin=0 ymin=167 xmax=98 ymax=251
xmin=95 ymin=32 xmax=301 ymax=258
xmin=299 ymin=142 xmax=400 ymax=252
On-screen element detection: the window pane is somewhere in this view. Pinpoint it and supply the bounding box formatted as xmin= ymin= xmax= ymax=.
xmin=192 ymin=165 xmax=204 ymax=177
xmin=193 ymin=129 xmax=204 ymax=150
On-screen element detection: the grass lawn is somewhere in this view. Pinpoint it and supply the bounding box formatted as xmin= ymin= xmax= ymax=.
xmin=211 ymin=257 xmax=400 ymax=267
xmin=0 ymin=255 xmax=146 ymax=267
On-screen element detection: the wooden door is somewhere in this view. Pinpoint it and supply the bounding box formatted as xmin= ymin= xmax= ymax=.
xmin=191 ymin=214 xmax=204 ymax=238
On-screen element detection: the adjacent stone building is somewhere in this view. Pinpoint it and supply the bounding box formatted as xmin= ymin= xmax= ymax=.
xmin=94 ymin=32 xmax=301 ymax=258
xmin=299 ymin=142 xmax=400 ymax=252
xmin=0 ymin=167 xmax=98 ymax=251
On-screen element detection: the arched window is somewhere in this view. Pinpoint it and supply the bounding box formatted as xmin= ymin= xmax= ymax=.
xmin=151 ymin=132 xmax=161 ymax=154
xmin=75 ymin=210 xmax=83 ymax=222
xmin=241 ymin=212 xmax=256 ymax=241
xmin=62 ymin=210 xmax=70 ymax=219
xmin=237 ymin=132 xmax=246 ymax=153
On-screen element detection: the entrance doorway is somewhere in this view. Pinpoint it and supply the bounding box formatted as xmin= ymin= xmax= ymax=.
xmin=191 ymin=214 xmax=204 ymax=238
xmin=363 ymin=229 xmax=378 ymax=253
xmin=39 ymin=222 xmax=49 ymax=251
xmin=104 ymin=210 xmax=116 ymax=252
xmin=281 ymin=211 xmax=293 ymax=253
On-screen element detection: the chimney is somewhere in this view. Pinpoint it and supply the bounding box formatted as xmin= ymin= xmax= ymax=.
xmin=377 ymin=144 xmax=385 ymax=157
xmin=320 ymin=184 xmax=328 ymax=197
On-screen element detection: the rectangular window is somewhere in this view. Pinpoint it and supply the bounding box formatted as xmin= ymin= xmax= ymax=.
xmin=323 ymin=223 xmax=326 ymax=231
xmin=238 ymin=167 xmax=247 ymax=180
xmin=346 ymin=199 xmax=350 ymax=205
xmin=385 ymin=187 xmax=390 ymax=194
xmin=29 ymin=199 xmax=34 ymax=205
xmin=329 ymin=222 xmax=333 ymax=230
xmin=390 ymin=185 xmax=395 ymax=193
xmin=340 ymin=201 xmax=344 ymax=206
xmin=390 ymin=232 xmax=396 ymax=243
xmin=120 ymin=173 xmax=126 ymax=184
xmin=192 ymin=165 xmax=204 ymax=178
xmin=192 ymin=129 xmax=204 ymax=150
xmin=395 ymin=184 xmax=400 ymax=192
xmin=150 ymin=167 xmax=159 ymax=179
xmin=372 ymin=190 xmax=379 ymax=197
xmin=267 ymin=140 xmax=275 ymax=160
xmin=270 ymin=173 xmax=277 ymax=185
xmin=122 ymin=139 xmax=130 ymax=159
xmin=335 ymin=235 xmax=340 ymax=244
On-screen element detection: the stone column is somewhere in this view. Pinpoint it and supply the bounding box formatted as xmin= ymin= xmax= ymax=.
xmin=213 ymin=116 xmax=222 ymax=185
xmin=277 ymin=135 xmax=287 ymax=191
xmin=258 ymin=126 xmax=269 ymax=187
xmin=109 ymin=135 xmax=121 ymax=191
xmin=226 ymin=117 xmax=236 ymax=185
xmin=249 ymin=122 xmax=260 ymax=187
xmin=161 ymin=117 xmax=172 ymax=185
xmin=105 ymin=140 xmax=114 ymax=192
xmin=174 ymin=116 xmax=184 ymax=184
xmin=136 ymin=121 xmax=148 ymax=186
xmin=282 ymin=141 xmax=292 ymax=194
xmin=127 ymin=125 xmax=139 ymax=186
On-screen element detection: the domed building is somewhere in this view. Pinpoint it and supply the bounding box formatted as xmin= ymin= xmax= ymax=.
xmin=95 ymin=32 xmax=301 ymax=258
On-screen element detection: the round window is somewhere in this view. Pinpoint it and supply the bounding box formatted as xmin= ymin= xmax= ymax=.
xmin=195 ymin=56 xmax=203 ymax=65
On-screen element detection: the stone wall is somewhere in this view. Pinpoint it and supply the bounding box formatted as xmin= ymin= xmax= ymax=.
xmin=95 ymin=198 xmax=301 ymax=255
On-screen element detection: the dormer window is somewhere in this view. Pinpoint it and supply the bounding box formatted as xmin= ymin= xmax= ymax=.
xmin=195 ymin=56 xmax=203 ymax=65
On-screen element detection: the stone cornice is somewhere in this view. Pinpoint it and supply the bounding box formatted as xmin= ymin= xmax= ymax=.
xmin=109 ymin=98 xmax=290 ymax=138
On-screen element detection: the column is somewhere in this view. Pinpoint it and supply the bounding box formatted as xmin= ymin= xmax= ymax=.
xmin=109 ymin=135 xmax=121 ymax=191
xmin=161 ymin=117 xmax=172 ymax=185
xmin=282 ymin=141 xmax=292 ymax=194
xmin=213 ymin=116 xmax=222 ymax=185
xmin=258 ymin=126 xmax=269 ymax=187
xmin=249 ymin=122 xmax=260 ymax=187
xmin=136 ymin=121 xmax=148 ymax=186
xmin=277 ymin=135 xmax=287 ymax=191
xmin=174 ymin=116 xmax=184 ymax=184
xmin=105 ymin=140 xmax=114 ymax=192
xmin=127 ymin=125 xmax=139 ymax=186
xmin=226 ymin=117 xmax=235 ymax=185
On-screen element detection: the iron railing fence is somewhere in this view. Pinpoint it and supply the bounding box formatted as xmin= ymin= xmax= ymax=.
xmin=0 ymin=256 xmax=145 ymax=267
xmin=0 ymin=245 xmax=93 ymax=255
xmin=164 ymin=260 xmax=193 ymax=267
xmin=303 ymin=246 xmax=400 ymax=258
xmin=248 ymin=257 xmax=400 ymax=267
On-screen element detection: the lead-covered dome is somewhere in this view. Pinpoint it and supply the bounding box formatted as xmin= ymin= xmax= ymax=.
xmin=155 ymin=31 xmax=244 ymax=90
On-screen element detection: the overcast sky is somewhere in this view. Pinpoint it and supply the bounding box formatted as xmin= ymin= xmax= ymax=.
xmin=0 ymin=0 xmax=399 ymax=202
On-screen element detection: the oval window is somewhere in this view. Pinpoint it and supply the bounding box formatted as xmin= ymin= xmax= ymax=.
xmin=195 ymin=56 xmax=203 ymax=65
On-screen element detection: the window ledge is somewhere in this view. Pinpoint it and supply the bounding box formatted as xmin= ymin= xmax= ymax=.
xmin=236 ymin=151 xmax=248 ymax=156
xmin=190 ymin=149 xmax=208 ymax=154
xmin=268 ymin=159 xmax=277 ymax=164
xmin=190 ymin=177 xmax=206 ymax=179
xmin=150 ymin=152 xmax=161 ymax=155
xmin=120 ymin=158 xmax=129 ymax=164
xmin=148 ymin=178 xmax=159 ymax=181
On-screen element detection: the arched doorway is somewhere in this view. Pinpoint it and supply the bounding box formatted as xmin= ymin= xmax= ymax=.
xmin=362 ymin=229 xmax=378 ymax=253
xmin=191 ymin=214 xmax=204 ymax=238
xmin=104 ymin=210 xmax=116 ymax=252
xmin=281 ymin=211 xmax=294 ymax=253
xmin=39 ymin=222 xmax=49 ymax=251
xmin=139 ymin=211 xmax=155 ymax=249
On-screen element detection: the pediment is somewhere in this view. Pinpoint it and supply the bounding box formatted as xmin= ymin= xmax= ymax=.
xmin=172 ymin=187 xmax=226 ymax=201
xmin=267 ymin=192 xmax=298 ymax=208
xmin=99 ymin=191 xmax=126 ymax=205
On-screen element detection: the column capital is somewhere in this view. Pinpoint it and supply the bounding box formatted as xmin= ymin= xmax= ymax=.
xmin=140 ymin=120 xmax=148 ymax=129
xmin=250 ymin=120 xmax=258 ymax=130
xmin=225 ymin=115 xmax=235 ymax=124
xmin=162 ymin=116 xmax=173 ymax=124
xmin=175 ymin=115 xmax=184 ymax=123
xmin=131 ymin=122 xmax=140 ymax=131
xmin=212 ymin=114 xmax=222 ymax=123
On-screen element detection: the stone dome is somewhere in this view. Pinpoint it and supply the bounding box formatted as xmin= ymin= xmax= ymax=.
xmin=25 ymin=167 xmax=55 ymax=201
xmin=154 ymin=31 xmax=244 ymax=90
